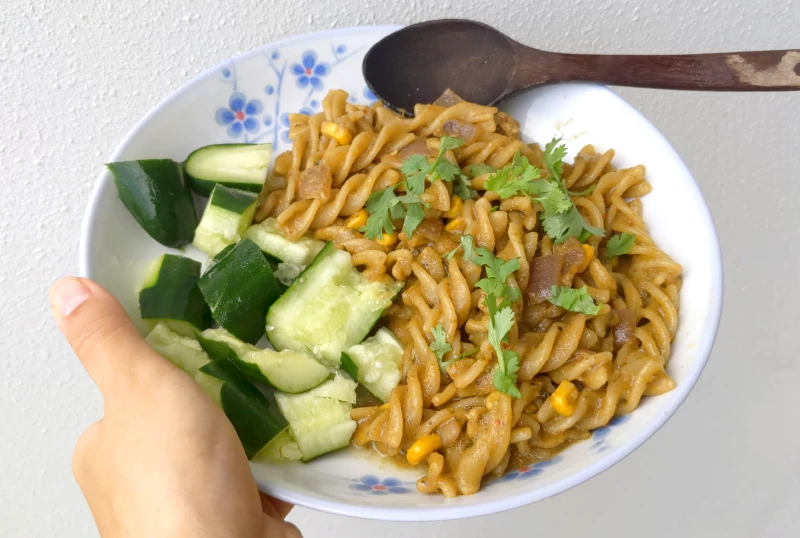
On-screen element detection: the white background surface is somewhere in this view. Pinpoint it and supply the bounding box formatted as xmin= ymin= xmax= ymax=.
xmin=1 ymin=1 xmax=798 ymax=536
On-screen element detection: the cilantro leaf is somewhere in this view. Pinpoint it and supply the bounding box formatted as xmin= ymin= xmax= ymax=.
xmin=541 ymin=205 xmax=604 ymax=245
xmin=400 ymin=153 xmax=429 ymax=189
xmin=533 ymin=180 xmax=572 ymax=215
xmin=444 ymin=234 xmax=475 ymax=261
xmin=547 ymin=285 xmax=602 ymax=315
xmin=465 ymin=163 xmax=497 ymax=177
xmin=430 ymin=323 xmax=452 ymax=363
xmin=493 ymin=354 xmax=521 ymax=398
xmin=431 ymin=323 xmax=471 ymax=373
xmin=453 ymin=175 xmax=478 ymax=200
xmin=485 ymin=151 xmax=544 ymax=199
xmin=427 ymin=136 xmax=465 ymax=183
xmin=606 ymin=233 xmax=636 ymax=257
xmin=543 ymin=138 xmax=568 ymax=182
xmin=402 ymin=201 xmax=426 ymax=239
xmin=362 ymin=186 xmax=399 ymax=239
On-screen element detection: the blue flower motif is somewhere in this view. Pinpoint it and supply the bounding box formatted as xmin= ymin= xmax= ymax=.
xmin=336 ymin=44 xmax=347 ymax=54
xmin=263 ymin=115 xmax=273 ymax=127
xmin=271 ymin=50 xmax=280 ymax=60
xmin=291 ymin=51 xmax=330 ymax=90
xmin=222 ymin=67 xmax=231 ymax=78
xmin=264 ymin=84 xmax=275 ymax=95
xmin=349 ymin=475 xmax=410 ymax=495
xmin=215 ymin=92 xmax=263 ymax=138
xmin=310 ymin=99 xmax=320 ymax=109
xmin=363 ymin=86 xmax=377 ymax=104
xmin=497 ymin=456 xmax=563 ymax=482
xmin=590 ymin=414 xmax=630 ymax=452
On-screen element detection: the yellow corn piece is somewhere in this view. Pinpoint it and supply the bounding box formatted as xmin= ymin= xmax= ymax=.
xmin=345 ymin=210 xmax=368 ymax=230
xmin=321 ymin=121 xmax=353 ymax=145
xmin=406 ymin=434 xmax=443 ymax=466
xmin=379 ymin=402 xmax=391 ymax=410
xmin=577 ymin=244 xmax=595 ymax=273
xmin=442 ymin=195 xmax=463 ymax=219
xmin=550 ymin=380 xmax=580 ymax=417
xmin=444 ymin=217 xmax=465 ymax=232
xmin=376 ymin=232 xmax=398 ymax=247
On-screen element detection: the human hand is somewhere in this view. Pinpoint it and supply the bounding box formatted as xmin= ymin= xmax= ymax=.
xmin=50 ymin=277 xmax=302 ymax=538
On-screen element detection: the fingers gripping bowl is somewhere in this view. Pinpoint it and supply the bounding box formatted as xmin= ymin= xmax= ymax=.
xmin=80 ymin=26 xmax=722 ymax=521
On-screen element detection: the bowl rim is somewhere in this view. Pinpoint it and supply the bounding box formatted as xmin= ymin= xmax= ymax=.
xmin=79 ymin=25 xmax=724 ymax=522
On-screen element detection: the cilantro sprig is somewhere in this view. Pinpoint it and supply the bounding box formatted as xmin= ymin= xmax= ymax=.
xmin=547 ymin=285 xmax=602 ymax=315
xmin=430 ymin=323 xmax=480 ymax=374
xmin=469 ymin=248 xmax=523 ymax=398
xmin=606 ymin=233 xmax=636 ymax=258
xmin=485 ymin=293 xmax=521 ymax=398
xmin=363 ymin=136 xmax=471 ymax=240
xmin=483 ymin=138 xmax=605 ymax=245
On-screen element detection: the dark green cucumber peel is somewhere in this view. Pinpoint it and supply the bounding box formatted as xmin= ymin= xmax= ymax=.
xmin=139 ymin=255 xmax=211 ymax=336
xmin=198 ymin=359 xmax=288 ymax=459
xmin=197 ymin=333 xmax=272 ymax=387
xmin=185 ymin=143 xmax=271 ymax=196
xmin=198 ymin=239 xmax=281 ymax=344
xmin=106 ymin=159 xmax=197 ymax=248
xmin=208 ymin=184 xmax=258 ymax=213
xmin=340 ymin=353 xmax=359 ymax=381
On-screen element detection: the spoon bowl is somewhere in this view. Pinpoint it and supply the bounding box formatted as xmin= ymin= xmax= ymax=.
xmin=364 ymin=19 xmax=800 ymax=116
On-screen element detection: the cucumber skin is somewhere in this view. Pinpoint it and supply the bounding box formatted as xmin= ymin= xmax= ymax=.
xmin=340 ymin=352 xmax=359 ymax=380
xmin=198 ymin=239 xmax=282 ymax=344
xmin=199 ymin=360 xmax=288 ymax=460
xmin=196 ymin=333 xmax=272 ymax=387
xmin=139 ymin=255 xmax=211 ymax=335
xmin=208 ymin=184 xmax=258 ymax=214
xmin=184 ymin=143 xmax=270 ymax=197
xmin=106 ymin=159 xmax=197 ymax=248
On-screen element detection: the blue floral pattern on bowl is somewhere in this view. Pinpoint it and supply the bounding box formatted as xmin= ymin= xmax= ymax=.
xmin=215 ymin=92 xmax=263 ymax=138
xmin=590 ymin=414 xmax=631 ymax=453
xmin=349 ymin=475 xmax=412 ymax=495
xmin=497 ymin=455 xmax=564 ymax=483
xmin=291 ymin=51 xmax=330 ymax=90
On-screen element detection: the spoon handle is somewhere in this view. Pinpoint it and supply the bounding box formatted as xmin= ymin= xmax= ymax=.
xmin=523 ymin=49 xmax=800 ymax=91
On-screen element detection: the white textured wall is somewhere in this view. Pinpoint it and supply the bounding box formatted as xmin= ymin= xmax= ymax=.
xmin=2 ymin=1 xmax=799 ymax=536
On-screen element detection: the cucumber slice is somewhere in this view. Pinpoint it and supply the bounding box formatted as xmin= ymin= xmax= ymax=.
xmin=195 ymin=359 xmax=289 ymax=460
xmin=197 ymin=328 xmax=330 ymax=393
xmin=106 ymin=159 xmax=197 ymax=248
xmin=145 ymin=323 xmax=210 ymax=377
xmin=193 ymin=185 xmax=258 ymax=257
xmin=198 ymin=239 xmax=282 ymax=344
xmin=275 ymin=375 xmax=358 ymax=461
xmin=266 ymin=242 xmax=404 ymax=368
xmin=185 ymin=143 xmax=273 ymax=196
xmin=139 ymin=254 xmax=211 ymax=337
xmin=252 ymin=429 xmax=303 ymax=461
xmin=243 ymin=218 xmax=325 ymax=285
xmin=342 ymin=328 xmax=403 ymax=402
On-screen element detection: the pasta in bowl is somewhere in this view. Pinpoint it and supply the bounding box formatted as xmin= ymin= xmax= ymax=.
xmin=81 ymin=25 xmax=722 ymax=521
xmin=257 ymin=88 xmax=681 ymax=497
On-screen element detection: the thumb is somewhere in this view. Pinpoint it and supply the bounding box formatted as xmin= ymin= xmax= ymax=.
xmin=261 ymin=516 xmax=303 ymax=538
xmin=50 ymin=277 xmax=169 ymax=397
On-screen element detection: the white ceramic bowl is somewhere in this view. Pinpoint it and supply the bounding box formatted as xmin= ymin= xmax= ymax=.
xmin=80 ymin=25 xmax=723 ymax=522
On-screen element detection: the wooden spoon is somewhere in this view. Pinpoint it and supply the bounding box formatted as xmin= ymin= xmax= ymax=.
xmin=363 ymin=19 xmax=800 ymax=115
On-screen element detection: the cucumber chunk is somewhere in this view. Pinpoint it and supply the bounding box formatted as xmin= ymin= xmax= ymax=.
xmin=341 ymin=328 xmax=403 ymax=402
xmin=275 ymin=375 xmax=358 ymax=461
xmin=185 ymin=143 xmax=272 ymax=196
xmin=252 ymin=429 xmax=303 ymax=462
xmin=193 ymin=185 xmax=258 ymax=257
xmin=197 ymin=328 xmax=330 ymax=393
xmin=106 ymin=159 xmax=197 ymax=248
xmin=145 ymin=323 xmax=210 ymax=377
xmin=139 ymin=254 xmax=211 ymax=337
xmin=195 ymin=360 xmax=289 ymax=459
xmin=266 ymin=242 xmax=404 ymax=368
xmin=198 ymin=239 xmax=282 ymax=344
xmin=243 ymin=218 xmax=325 ymax=285
xmin=146 ymin=325 xmax=288 ymax=460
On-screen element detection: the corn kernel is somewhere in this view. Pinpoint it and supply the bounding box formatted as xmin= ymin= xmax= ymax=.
xmin=550 ymin=380 xmax=580 ymax=417
xmin=321 ymin=121 xmax=353 ymax=145
xmin=444 ymin=217 xmax=465 ymax=232
xmin=442 ymin=195 xmax=463 ymax=219
xmin=376 ymin=232 xmax=398 ymax=247
xmin=406 ymin=434 xmax=443 ymax=466
xmin=345 ymin=210 xmax=368 ymax=230
xmin=577 ymin=244 xmax=595 ymax=273
xmin=379 ymin=402 xmax=391 ymax=410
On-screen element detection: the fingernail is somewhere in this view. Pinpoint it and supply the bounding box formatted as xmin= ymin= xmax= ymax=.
xmin=50 ymin=277 xmax=92 ymax=317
